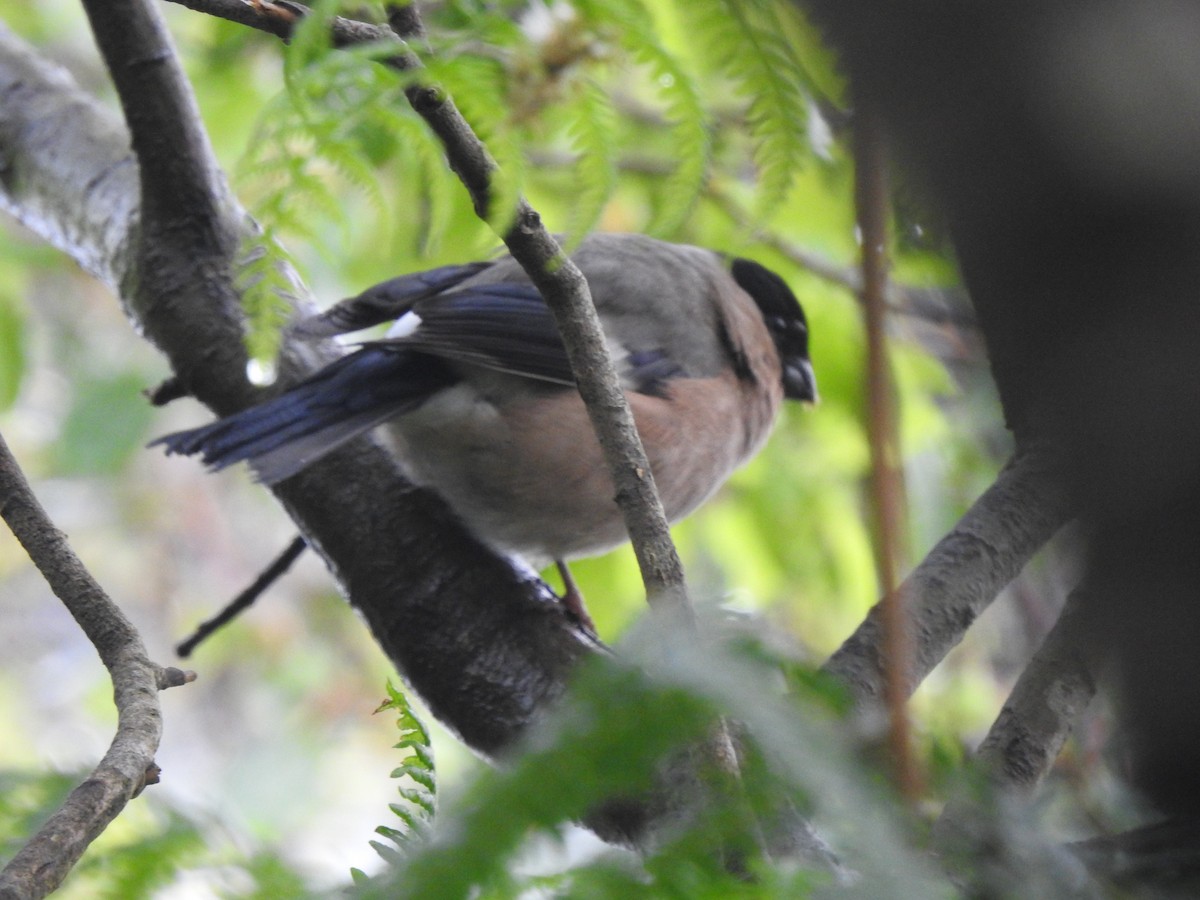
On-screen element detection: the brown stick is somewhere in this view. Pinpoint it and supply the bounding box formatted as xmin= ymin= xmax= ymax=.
xmin=853 ymin=104 xmax=920 ymax=798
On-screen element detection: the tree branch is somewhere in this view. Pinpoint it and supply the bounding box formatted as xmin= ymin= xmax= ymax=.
xmin=823 ymin=439 xmax=1073 ymax=703
xmin=0 ymin=430 xmax=193 ymax=900
xmin=935 ymin=585 xmax=1097 ymax=849
xmin=968 ymin=586 xmax=1097 ymax=793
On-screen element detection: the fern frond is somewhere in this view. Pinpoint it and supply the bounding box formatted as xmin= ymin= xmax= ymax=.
xmin=689 ymin=0 xmax=811 ymax=220
xmin=372 ymin=107 xmax=459 ymax=256
xmin=575 ymin=0 xmax=710 ymax=236
xmin=366 ymin=681 xmax=437 ymax=866
xmin=561 ymin=77 xmax=618 ymax=247
xmin=420 ymin=53 xmax=527 ymax=234
xmin=235 ymin=232 xmax=298 ymax=366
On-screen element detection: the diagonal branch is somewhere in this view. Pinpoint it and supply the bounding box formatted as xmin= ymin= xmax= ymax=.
xmin=823 ymin=438 xmax=1073 ymax=703
xmin=935 ymin=584 xmax=1097 ymax=850
xmin=0 ymin=430 xmax=194 ymax=900
xmin=383 ymin=1 xmax=690 ymax=615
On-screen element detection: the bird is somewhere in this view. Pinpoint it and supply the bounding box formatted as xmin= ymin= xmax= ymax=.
xmin=152 ymin=233 xmax=816 ymax=630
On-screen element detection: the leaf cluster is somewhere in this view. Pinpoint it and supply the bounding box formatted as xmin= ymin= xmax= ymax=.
xmin=231 ymin=0 xmax=844 ymax=356
xmin=357 ymin=622 xmax=951 ymax=899
xmin=353 ymin=680 xmax=437 ymax=882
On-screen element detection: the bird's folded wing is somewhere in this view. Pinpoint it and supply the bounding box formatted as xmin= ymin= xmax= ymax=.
xmin=373 ymin=283 xmax=577 ymax=386
xmin=294 ymin=261 xmax=493 ymax=338
xmin=384 ymin=282 xmax=684 ymax=394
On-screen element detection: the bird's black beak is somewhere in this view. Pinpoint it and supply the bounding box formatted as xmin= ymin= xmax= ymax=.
xmin=784 ymin=358 xmax=818 ymax=403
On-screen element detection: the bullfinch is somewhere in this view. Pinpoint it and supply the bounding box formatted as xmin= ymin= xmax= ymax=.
xmin=153 ymin=233 xmax=816 ymax=627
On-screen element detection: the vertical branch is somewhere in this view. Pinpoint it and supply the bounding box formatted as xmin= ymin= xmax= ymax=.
xmin=382 ymin=3 xmax=690 ymax=619
xmin=854 ymin=104 xmax=919 ymax=799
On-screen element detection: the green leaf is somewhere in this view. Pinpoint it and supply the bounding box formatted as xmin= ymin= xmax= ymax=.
xmin=53 ymin=371 xmax=156 ymax=475
xmin=359 ymin=681 xmax=437 ymax=874
xmin=0 ymin=291 xmax=27 ymax=411
xmin=577 ymin=0 xmax=710 ymax=235
xmin=235 ymin=234 xmax=299 ymax=367
xmin=690 ymin=0 xmax=812 ymax=220
xmin=561 ymin=77 xmax=618 ymax=245
xmin=421 ymin=52 xmax=527 ymax=234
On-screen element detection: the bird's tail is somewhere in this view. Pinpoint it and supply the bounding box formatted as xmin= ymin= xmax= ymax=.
xmin=151 ymin=346 xmax=453 ymax=484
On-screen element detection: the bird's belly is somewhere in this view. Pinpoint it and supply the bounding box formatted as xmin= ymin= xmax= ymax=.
xmin=384 ymin=384 xmax=622 ymax=563
xmin=387 ymin=373 xmax=778 ymax=565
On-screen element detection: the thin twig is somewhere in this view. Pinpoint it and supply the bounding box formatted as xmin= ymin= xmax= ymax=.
xmin=0 ymin=430 xmax=193 ymax=899
xmin=176 ymin=535 xmax=308 ymax=657
xmin=853 ymin=103 xmax=919 ymax=799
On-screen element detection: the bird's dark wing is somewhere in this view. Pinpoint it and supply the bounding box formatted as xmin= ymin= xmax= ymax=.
xmin=375 ymin=283 xmax=576 ymax=386
xmin=295 ymin=262 xmax=494 ymax=338
xmin=377 ymin=282 xmax=679 ymax=393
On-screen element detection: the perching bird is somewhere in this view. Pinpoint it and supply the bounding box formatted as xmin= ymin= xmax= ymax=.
xmin=153 ymin=233 xmax=816 ymax=628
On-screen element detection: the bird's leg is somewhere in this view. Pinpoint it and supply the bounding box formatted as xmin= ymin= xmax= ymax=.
xmin=555 ymin=559 xmax=597 ymax=634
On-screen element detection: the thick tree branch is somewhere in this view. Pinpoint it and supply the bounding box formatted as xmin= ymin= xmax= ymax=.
xmin=0 ymin=430 xmax=193 ymax=900
xmin=0 ymin=29 xmax=136 ymax=286
xmin=823 ymin=439 xmax=1072 ymax=703
xmin=968 ymin=586 xmax=1097 ymax=793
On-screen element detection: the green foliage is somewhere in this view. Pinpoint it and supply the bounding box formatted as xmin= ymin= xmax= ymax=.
xmin=0 ymin=289 xmax=26 ymax=411
xmin=232 ymin=0 xmax=845 ymax=317
xmin=572 ymin=0 xmax=711 ymax=236
xmin=363 ymin=681 xmax=437 ymax=871
xmin=689 ymin=0 xmax=813 ymax=221
xmin=0 ymin=770 xmax=76 ymax=862
xmin=361 ymin=624 xmax=950 ymax=899
xmin=561 ymin=77 xmax=618 ymax=245
xmin=73 ymin=808 xmax=208 ymax=899
xmin=52 ymin=371 xmax=156 ymax=475
xmin=235 ymin=234 xmax=299 ymax=368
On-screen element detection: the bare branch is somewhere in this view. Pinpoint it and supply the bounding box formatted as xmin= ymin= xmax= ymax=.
xmin=0 ymin=430 xmax=191 ymax=900
xmin=176 ymin=535 xmax=309 ymax=658
xmin=166 ymin=0 xmax=390 ymax=45
xmin=823 ymin=439 xmax=1073 ymax=703
xmin=969 ymin=586 xmax=1097 ymax=792
xmin=935 ymin=586 xmax=1097 ymax=847
xmin=0 ymin=27 xmax=137 ymax=287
